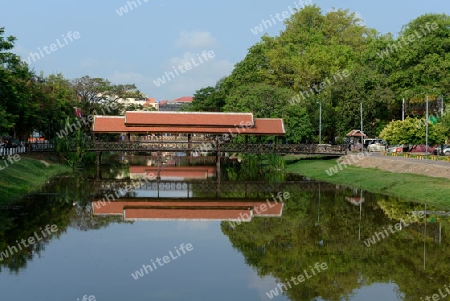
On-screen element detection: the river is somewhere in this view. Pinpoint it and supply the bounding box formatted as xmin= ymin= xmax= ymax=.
xmin=0 ymin=155 xmax=449 ymax=301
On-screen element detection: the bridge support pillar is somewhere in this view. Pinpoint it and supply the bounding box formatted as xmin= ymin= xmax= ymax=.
xmin=96 ymin=164 xmax=101 ymax=180
xmin=187 ymin=134 xmax=192 ymax=165
xmin=157 ymin=135 xmax=162 ymax=180
xmin=96 ymin=151 xmax=102 ymax=166
xmin=215 ymin=138 xmax=221 ymax=198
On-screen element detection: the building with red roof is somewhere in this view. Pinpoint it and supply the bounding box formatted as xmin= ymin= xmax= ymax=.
xmin=143 ymin=97 xmax=159 ymax=110
xmin=159 ymin=96 xmax=194 ymax=111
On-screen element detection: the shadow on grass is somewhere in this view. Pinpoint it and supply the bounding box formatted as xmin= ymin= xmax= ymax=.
xmin=284 ymin=155 xmax=341 ymax=165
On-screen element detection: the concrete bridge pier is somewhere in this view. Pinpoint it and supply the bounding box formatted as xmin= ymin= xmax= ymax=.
xmin=96 ymin=164 xmax=101 ymax=180
xmin=215 ymin=138 xmax=221 ymax=198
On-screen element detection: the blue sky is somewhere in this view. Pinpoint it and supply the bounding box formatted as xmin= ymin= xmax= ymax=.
xmin=1 ymin=0 xmax=448 ymax=101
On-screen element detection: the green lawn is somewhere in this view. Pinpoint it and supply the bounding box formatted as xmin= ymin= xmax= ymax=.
xmin=0 ymin=155 xmax=71 ymax=203
xmin=285 ymin=156 xmax=450 ymax=209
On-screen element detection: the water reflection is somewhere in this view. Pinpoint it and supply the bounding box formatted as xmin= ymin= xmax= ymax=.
xmin=92 ymin=198 xmax=284 ymax=221
xmin=0 ymin=155 xmax=449 ymax=301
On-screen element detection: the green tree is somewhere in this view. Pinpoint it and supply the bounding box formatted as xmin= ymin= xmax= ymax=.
xmin=387 ymin=14 xmax=450 ymax=96
xmin=71 ymin=75 xmax=142 ymax=117
xmin=283 ymin=104 xmax=314 ymax=143
xmin=330 ymin=66 xmax=395 ymax=138
xmin=188 ymin=80 xmax=226 ymax=112
xmin=379 ymin=117 xmax=440 ymax=145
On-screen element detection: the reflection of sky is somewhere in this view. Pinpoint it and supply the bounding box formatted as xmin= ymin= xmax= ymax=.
xmin=347 ymin=283 xmax=403 ymax=301
xmin=247 ymin=274 xmax=401 ymax=301
xmin=1 ymin=220 xmax=275 ymax=301
xmin=246 ymin=273 xmax=402 ymax=300
xmin=133 ymin=188 xmax=192 ymax=198
xmin=247 ymin=272 xmax=286 ymax=300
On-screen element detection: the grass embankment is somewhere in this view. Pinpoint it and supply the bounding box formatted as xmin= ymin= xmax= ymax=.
xmin=0 ymin=154 xmax=71 ymax=203
xmin=285 ymin=156 xmax=450 ymax=209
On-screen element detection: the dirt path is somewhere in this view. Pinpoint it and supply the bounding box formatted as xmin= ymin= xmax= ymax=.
xmin=341 ymin=153 xmax=450 ymax=180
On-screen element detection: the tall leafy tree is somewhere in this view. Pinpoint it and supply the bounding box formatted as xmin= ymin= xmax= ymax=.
xmin=0 ymin=27 xmax=38 ymax=140
xmin=71 ymin=75 xmax=143 ymax=117
xmin=379 ymin=117 xmax=440 ymax=145
xmin=187 ymin=78 xmax=227 ymax=112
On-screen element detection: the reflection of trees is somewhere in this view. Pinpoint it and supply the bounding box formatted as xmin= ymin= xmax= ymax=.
xmin=221 ymin=189 xmax=450 ymax=301
xmin=0 ymin=168 xmax=133 ymax=273
xmin=224 ymin=154 xmax=286 ymax=182
xmin=0 ymin=196 xmax=72 ymax=273
xmin=70 ymin=203 xmax=132 ymax=232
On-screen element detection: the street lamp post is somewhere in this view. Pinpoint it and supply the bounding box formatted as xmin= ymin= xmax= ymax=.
xmin=426 ymin=95 xmax=428 ymax=159
xmin=360 ymin=103 xmax=363 ymax=153
xmin=317 ymin=101 xmax=322 ymax=143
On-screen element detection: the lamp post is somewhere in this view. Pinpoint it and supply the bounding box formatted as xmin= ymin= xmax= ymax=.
xmin=426 ymin=95 xmax=428 ymax=159
xmin=317 ymin=101 xmax=322 ymax=143
xmin=402 ymin=98 xmax=405 ymax=121
xmin=360 ymin=102 xmax=363 ymax=153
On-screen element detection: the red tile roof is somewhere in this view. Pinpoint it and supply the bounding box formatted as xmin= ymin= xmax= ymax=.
xmin=125 ymin=111 xmax=254 ymax=127
xmin=172 ymin=96 xmax=193 ymax=103
xmin=92 ymin=116 xmax=285 ymax=135
xmin=124 ymin=208 xmax=252 ymax=221
xmin=346 ymin=130 xmax=366 ymax=137
xmin=345 ymin=196 xmax=365 ymax=205
xmin=92 ymin=199 xmax=284 ymax=221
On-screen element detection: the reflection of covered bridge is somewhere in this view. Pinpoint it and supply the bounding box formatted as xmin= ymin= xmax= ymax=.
xmin=92 ymin=198 xmax=284 ymax=222
xmin=90 ymin=111 xmax=346 ymax=162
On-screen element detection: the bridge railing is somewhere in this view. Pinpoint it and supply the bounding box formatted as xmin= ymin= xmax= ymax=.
xmin=26 ymin=140 xmax=346 ymax=155
xmin=83 ymin=141 xmax=346 ymax=155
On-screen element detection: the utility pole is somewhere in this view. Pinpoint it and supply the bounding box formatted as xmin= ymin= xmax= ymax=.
xmin=426 ymin=95 xmax=429 ymax=159
xmin=402 ymin=98 xmax=405 ymax=121
xmin=360 ymin=102 xmax=363 ymax=152
xmin=318 ymin=101 xmax=322 ymax=144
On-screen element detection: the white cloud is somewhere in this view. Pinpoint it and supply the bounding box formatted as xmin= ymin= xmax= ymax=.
xmin=106 ymin=51 xmax=233 ymax=100
xmin=247 ymin=271 xmax=280 ymax=300
xmin=175 ymin=30 xmax=218 ymax=49
xmin=159 ymin=51 xmax=233 ymax=96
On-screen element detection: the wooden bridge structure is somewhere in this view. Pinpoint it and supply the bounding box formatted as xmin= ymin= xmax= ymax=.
xmin=25 ymin=111 xmax=346 ymax=158
xmin=94 ymin=111 xmax=344 ymax=164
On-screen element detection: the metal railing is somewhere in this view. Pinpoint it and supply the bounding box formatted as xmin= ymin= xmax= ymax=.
xmin=23 ymin=140 xmax=346 ymax=156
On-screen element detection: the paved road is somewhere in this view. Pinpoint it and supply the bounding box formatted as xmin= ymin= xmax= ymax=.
xmin=367 ymin=152 xmax=450 ymax=167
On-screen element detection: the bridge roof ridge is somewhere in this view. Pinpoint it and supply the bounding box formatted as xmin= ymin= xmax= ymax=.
xmin=124 ymin=111 xmax=254 ymax=128
xmin=92 ymin=115 xmax=285 ymax=135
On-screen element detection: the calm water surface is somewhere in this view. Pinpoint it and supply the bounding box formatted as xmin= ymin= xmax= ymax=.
xmin=1 ymin=156 xmax=449 ymax=301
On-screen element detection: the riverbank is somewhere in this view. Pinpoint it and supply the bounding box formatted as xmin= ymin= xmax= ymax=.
xmin=285 ymin=155 xmax=450 ymax=209
xmin=0 ymin=154 xmax=71 ymax=203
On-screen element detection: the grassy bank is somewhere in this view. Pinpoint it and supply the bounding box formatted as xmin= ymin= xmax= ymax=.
xmin=285 ymin=156 xmax=450 ymax=209
xmin=0 ymin=154 xmax=71 ymax=203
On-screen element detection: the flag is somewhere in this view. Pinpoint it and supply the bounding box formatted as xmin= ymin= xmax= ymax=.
xmin=74 ymin=107 xmax=82 ymax=118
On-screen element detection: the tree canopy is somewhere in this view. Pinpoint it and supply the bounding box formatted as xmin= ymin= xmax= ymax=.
xmin=0 ymin=27 xmax=144 ymax=141
xmin=192 ymin=8 xmax=450 ymax=144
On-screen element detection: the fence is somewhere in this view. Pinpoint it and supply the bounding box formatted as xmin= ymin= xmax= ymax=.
xmin=0 ymin=145 xmax=27 ymax=155
xmin=0 ymin=142 xmax=55 ymax=155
